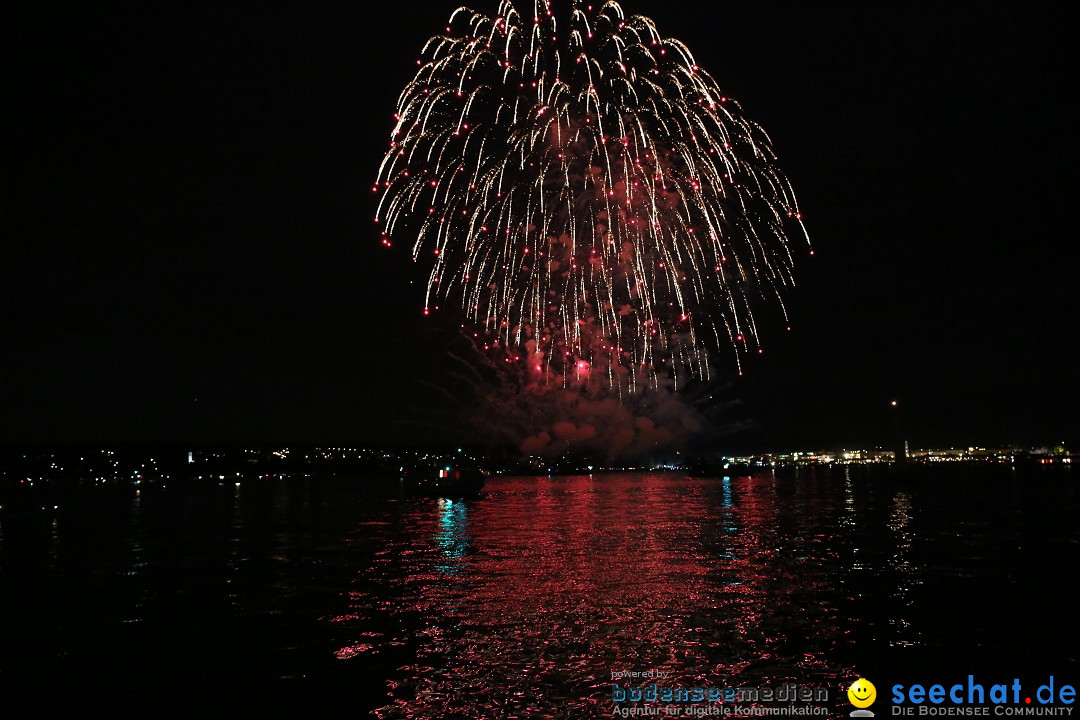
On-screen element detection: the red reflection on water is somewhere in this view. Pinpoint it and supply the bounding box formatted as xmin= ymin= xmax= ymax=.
xmin=332 ymin=474 xmax=852 ymax=718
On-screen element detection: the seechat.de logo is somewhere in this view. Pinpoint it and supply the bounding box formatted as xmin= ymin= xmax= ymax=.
xmin=850 ymin=678 xmax=878 ymax=717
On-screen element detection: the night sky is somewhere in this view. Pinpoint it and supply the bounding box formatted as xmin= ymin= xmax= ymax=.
xmin=5 ymin=2 xmax=1077 ymax=450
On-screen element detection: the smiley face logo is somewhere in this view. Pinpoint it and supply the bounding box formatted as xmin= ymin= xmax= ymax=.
xmin=848 ymin=678 xmax=877 ymax=709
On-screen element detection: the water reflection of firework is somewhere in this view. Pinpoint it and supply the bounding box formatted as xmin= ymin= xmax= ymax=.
xmin=355 ymin=474 xmax=852 ymax=719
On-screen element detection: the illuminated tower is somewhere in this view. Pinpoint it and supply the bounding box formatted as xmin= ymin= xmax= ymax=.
xmin=891 ymin=400 xmax=907 ymax=464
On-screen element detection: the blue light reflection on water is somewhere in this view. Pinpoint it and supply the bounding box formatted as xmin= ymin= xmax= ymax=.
xmin=435 ymin=498 xmax=469 ymax=574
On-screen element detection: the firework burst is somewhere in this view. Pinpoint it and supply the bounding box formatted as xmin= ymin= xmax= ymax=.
xmin=375 ymin=0 xmax=808 ymax=393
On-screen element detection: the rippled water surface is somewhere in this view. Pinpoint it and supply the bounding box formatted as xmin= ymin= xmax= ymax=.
xmin=1 ymin=467 xmax=1076 ymax=714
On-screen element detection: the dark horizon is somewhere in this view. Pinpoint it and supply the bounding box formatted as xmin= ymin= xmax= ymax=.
xmin=4 ymin=1 xmax=1078 ymax=451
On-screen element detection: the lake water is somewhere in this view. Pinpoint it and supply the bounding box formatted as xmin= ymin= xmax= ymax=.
xmin=1 ymin=467 xmax=1076 ymax=715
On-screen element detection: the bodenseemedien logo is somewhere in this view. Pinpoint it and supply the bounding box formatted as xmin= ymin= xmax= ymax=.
xmin=849 ymin=678 xmax=878 ymax=717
